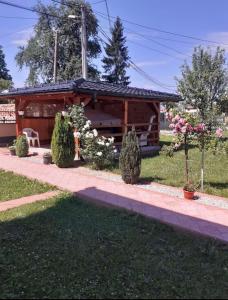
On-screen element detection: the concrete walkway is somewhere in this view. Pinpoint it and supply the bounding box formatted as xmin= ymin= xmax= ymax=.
xmin=0 ymin=152 xmax=228 ymax=243
xmin=0 ymin=191 xmax=60 ymax=212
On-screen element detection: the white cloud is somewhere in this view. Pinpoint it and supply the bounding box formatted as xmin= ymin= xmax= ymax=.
xmin=136 ymin=60 xmax=168 ymax=67
xmin=206 ymin=32 xmax=228 ymax=51
xmin=11 ymin=28 xmax=34 ymax=47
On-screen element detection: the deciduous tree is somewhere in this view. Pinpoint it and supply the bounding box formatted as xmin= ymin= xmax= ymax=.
xmin=15 ymin=0 xmax=101 ymax=85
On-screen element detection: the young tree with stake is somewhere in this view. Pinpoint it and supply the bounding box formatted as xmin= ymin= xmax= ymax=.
xmin=177 ymin=46 xmax=228 ymax=191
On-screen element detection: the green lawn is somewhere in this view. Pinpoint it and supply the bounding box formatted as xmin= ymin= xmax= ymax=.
xmin=0 ymin=170 xmax=55 ymax=202
xmin=110 ymin=135 xmax=228 ymax=198
xmin=0 ymin=193 xmax=227 ymax=299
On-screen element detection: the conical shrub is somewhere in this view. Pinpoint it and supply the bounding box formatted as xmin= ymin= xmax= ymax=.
xmin=119 ymin=130 xmax=141 ymax=184
xmin=51 ymin=113 xmax=75 ymax=168
xmin=16 ymin=135 xmax=29 ymax=157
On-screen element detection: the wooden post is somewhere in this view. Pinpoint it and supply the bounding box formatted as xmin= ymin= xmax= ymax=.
xmin=157 ymin=102 xmax=160 ymax=144
xmin=124 ymin=100 xmax=128 ymax=134
xmin=15 ymin=99 xmax=22 ymax=136
xmin=74 ymin=130 xmax=80 ymax=160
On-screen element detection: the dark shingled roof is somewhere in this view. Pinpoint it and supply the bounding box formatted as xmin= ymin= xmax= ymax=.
xmin=0 ymin=78 xmax=181 ymax=102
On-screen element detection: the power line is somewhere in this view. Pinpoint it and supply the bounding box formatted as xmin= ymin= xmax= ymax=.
xmin=0 ymin=25 xmax=33 ymax=39
xmin=0 ymin=0 xmax=60 ymax=19
xmin=104 ymin=0 xmax=112 ymax=32
xmin=96 ymin=12 xmax=190 ymax=59
xmin=98 ymin=27 xmax=177 ymax=92
xmin=50 ymin=0 xmax=74 ymax=8
xmin=94 ymin=9 xmax=228 ymax=47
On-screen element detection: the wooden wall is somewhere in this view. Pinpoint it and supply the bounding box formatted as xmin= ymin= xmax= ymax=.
xmin=21 ymin=118 xmax=55 ymax=144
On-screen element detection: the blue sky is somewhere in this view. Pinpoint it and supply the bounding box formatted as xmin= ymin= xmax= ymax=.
xmin=0 ymin=0 xmax=228 ymax=92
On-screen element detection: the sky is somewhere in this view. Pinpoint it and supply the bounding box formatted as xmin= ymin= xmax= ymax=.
xmin=0 ymin=0 xmax=228 ymax=93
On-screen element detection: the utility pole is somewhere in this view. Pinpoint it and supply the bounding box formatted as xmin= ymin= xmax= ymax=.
xmin=81 ymin=4 xmax=88 ymax=79
xmin=53 ymin=29 xmax=58 ymax=83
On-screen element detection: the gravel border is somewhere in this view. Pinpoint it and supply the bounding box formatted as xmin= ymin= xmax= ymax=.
xmin=21 ymin=153 xmax=228 ymax=210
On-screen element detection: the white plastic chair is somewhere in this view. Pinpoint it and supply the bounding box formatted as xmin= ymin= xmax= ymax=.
xmin=138 ymin=115 xmax=156 ymax=147
xmin=23 ymin=128 xmax=40 ymax=148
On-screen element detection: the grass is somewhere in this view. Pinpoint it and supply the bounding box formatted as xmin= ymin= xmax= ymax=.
xmin=0 ymin=193 xmax=227 ymax=299
xmin=0 ymin=169 xmax=55 ymax=202
xmin=109 ymin=135 xmax=228 ymax=198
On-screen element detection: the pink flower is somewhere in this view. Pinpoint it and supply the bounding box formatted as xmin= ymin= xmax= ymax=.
xmin=169 ymin=123 xmax=175 ymax=129
xmin=165 ymin=112 xmax=173 ymax=121
xmin=215 ymin=128 xmax=223 ymax=138
xmin=194 ymin=123 xmax=206 ymax=133
xmin=175 ymin=123 xmax=181 ymax=132
xmin=181 ymin=126 xmax=187 ymax=134
xmin=186 ymin=124 xmax=193 ymax=132
xmin=174 ymin=114 xmax=180 ymax=121
xmin=178 ymin=118 xmax=186 ymax=126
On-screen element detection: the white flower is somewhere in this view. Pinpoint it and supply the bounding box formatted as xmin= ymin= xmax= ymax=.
xmin=96 ymin=152 xmax=102 ymax=157
xmin=86 ymin=120 xmax=92 ymax=126
xmin=109 ymin=137 xmax=114 ymax=143
xmin=114 ymin=149 xmax=117 ymax=153
xmin=97 ymin=139 xmax=105 ymax=145
xmin=93 ymin=129 xmax=98 ymax=137
xmin=74 ymin=132 xmax=81 ymax=138
xmin=106 ymin=142 xmax=110 ymax=147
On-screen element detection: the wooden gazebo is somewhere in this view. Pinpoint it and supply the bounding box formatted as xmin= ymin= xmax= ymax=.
xmin=0 ymin=78 xmax=180 ymax=147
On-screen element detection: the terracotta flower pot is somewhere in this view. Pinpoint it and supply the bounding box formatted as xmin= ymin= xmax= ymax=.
xmin=183 ymin=189 xmax=195 ymax=200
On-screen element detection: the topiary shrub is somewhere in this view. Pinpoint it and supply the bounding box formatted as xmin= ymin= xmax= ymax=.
xmin=51 ymin=113 xmax=75 ymax=168
xmin=16 ymin=135 xmax=29 ymax=157
xmin=119 ymin=130 xmax=141 ymax=184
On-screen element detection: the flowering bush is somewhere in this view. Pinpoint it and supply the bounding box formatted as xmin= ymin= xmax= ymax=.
xmin=83 ymin=135 xmax=117 ymax=169
xmin=164 ymin=109 xmax=224 ymax=190
xmin=68 ymin=105 xmax=116 ymax=169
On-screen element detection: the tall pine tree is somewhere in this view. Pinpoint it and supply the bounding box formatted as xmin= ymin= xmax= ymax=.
xmin=0 ymin=45 xmax=12 ymax=91
xmin=102 ymin=17 xmax=130 ymax=86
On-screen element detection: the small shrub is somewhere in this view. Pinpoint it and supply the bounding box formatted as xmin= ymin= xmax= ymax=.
xmin=51 ymin=113 xmax=75 ymax=168
xmin=183 ymin=182 xmax=196 ymax=192
xmin=119 ymin=131 xmax=141 ymax=184
xmin=16 ymin=135 xmax=29 ymax=157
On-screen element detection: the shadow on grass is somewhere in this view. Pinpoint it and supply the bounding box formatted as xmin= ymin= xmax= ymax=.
xmin=206 ymin=181 xmax=228 ymax=190
xmin=0 ymin=192 xmax=227 ymax=299
xmin=138 ymin=176 xmax=165 ymax=184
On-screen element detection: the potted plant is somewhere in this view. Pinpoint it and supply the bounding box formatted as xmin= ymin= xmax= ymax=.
xmin=43 ymin=152 xmax=52 ymax=165
xmin=183 ymin=182 xmax=196 ymax=200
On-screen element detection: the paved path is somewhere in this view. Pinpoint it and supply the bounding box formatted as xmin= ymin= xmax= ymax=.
xmin=0 ymin=191 xmax=60 ymax=212
xmin=0 ymin=152 xmax=228 ymax=243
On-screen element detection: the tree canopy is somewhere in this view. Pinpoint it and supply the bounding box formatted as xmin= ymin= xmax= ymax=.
xmin=177 ymin=46 xmax=228 ymax=126
xmin=102 ymin=17 xmax=130 ymax=86
xmin=0 ymin=45 xmax=12 ymax=91
xmin=15 ymin=0 xmax=101 ymax=85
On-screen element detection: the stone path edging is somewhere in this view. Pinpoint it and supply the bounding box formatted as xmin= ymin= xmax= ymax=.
xmin=0 ymin=191 xmax=60 ymax=212
xmin=0 ymin=153 xmax=228 ymax=244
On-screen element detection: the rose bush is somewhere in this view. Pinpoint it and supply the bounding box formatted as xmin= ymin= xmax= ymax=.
xmin=164 ymin=110 xmax=224 ymax=191
xmin=68 ymin=105 xmax=117 ymax=169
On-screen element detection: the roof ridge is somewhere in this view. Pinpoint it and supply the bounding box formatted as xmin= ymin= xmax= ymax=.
xmin=82 ymin=79 xmax=178 ymax=96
